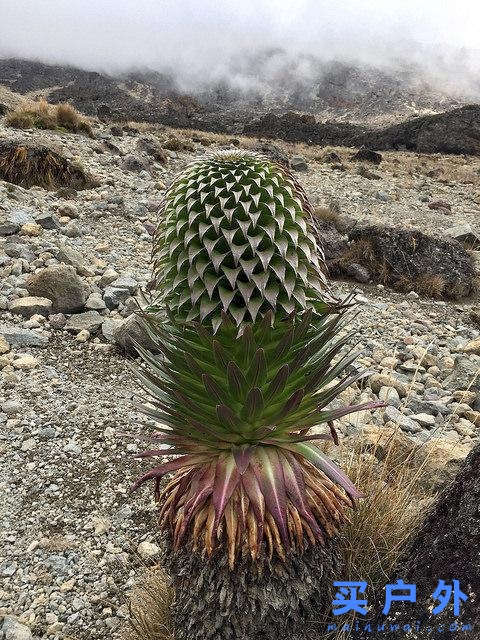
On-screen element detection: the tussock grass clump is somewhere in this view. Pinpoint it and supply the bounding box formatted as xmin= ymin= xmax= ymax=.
xmin=337 ymin=429 xmax=432 ymax=589
xmin=161 ymin=135 xmax=195 ymax=152
xmin=5 ymin=99 xmax=93 ymax=136
xmin=314 ymin=205 xmax=340 ymax=225
xmin=123 ymin=568 xmax=174 ymax=640
xmin=0 ymin=141 xmax=98 ymax=190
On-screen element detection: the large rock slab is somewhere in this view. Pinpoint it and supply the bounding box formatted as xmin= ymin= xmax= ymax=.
xmin=0 ymin=325 xmax=48 ymax=347
xmin=65 ymin=311 xmax=103 ymax=333
xmin=9 ymin=296 xmax=52 ymax=318
xmin=362 ymin=104 xmax=480 ymax=155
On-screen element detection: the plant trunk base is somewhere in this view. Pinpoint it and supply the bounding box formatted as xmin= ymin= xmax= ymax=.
xmin=162 ymin=536 xmax=342 ymax=640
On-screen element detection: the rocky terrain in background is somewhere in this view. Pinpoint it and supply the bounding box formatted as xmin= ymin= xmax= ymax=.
xmin=1 ymin=56 xmax=480 ymax=141
xmin=0 ymin=96 xmax=480 ymax=640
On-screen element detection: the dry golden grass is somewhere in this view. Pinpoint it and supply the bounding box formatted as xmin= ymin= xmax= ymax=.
xmin=336 ymin=428 xmax=434 ymax=589
xmin=314 ymin=206 xmax=340 ymax=225
xmin=0 ymin=141 xmax=97 ymax=190
xmin=121 ymin=567 xmax=174 ymax=640
xmin=320 ymin=426 xmax=438 ymax=640
xmin=162 ymin=135 xmax=195 ymax=152
xmin=5 ymin=111 xmax=35 ymax=129
xmin=124 ymin=121 xmax=480 ymax=190
xmin=5 ymin=99 xmax=93 ymax=136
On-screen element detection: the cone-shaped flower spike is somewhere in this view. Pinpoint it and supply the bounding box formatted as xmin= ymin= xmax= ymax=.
xmin=151 ymin=150 xmax=333 ymax=330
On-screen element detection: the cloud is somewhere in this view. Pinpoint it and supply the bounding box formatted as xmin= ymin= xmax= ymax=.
xmin=1 ymin=0 xmax=479 ymax=94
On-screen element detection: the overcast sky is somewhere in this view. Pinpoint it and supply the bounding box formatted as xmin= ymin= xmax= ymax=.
xmin=1 ymin=1 xmax=479 ymax=89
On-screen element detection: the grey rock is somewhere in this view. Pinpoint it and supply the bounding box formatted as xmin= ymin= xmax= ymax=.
xmin=375 ymin=190 xmax=390 ymax=202
xmin=137 ymin=540 xmax=161 ymax=559
xmin=35 ymin=213 xmax=60 ymax=230
xmin=62 ymin=221 xmax=83 ymax=238
xmin=2 ymin=400 xmax=22 ymax=415
xmin=44 ymin=554 xmax=69 ymax=575
xmin=9 ymin=296 xmax=53 ymax=318
xmin=110 ymin=274 xmax=138 ymax=294
xmin=122 ymin=154 xmax=150 ymax=173
xmin=0 ymin=561 xmax=18 ymax=577
xmin=0 ymin=217 xmax=20 ymax=236
xmin=64 ymin=440 xmax=82 ymax=455
xmin=384 ymin=406 xmax=422 ymax=433
xmin=101 ymin=317 xmax=123 ymax=342
xmin=65 ymin=311 xmax=103 ymax=333
xmin=4 ymin=242 xmax=36 ymax=262
xmin=410 ymin=412 xmax=436 ymax=428
xmin=290 ymin=156 xmax=308 ymax=171
xmin=406 ymin=395 xmax=452 ymax=417
xmin=48 ymin=313 xmax=67 ymax=329
xmin=9 ymin=209 xmax=35 ymax=225
xmin=103 ymin=286 xmax=130 ymax=309
xmin=99 ymin=269 xmax=119 ymax=287
xmin=58 ymin=204 xmax=79 ymax=219
xmin=113 ymin=314 xmax=159 ymax=355
xmin=378 ymin=385 xmax=401 ymax=408
xmin=0 ymin=325 xmax=48 ymax=347
xmin=136 ymin=137 xmax=167 ymax=163
xmin=444 ymin=354 xmax=480 ymax=393
xmin=1 ymin=616 xmax=32 ymax=640
xmin=56 ymin=242 xmax=94 ymax=277
xmin=26 ymin=265 xmax=86 ymax=313
xmin=1 ymin=210 xmax=35 ymax=237
xmin=85 ymin=293 xmax=106 ymax=310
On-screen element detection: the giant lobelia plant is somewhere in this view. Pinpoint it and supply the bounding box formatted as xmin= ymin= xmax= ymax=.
xmin=131 ymin=151 xmax=380 ymax=640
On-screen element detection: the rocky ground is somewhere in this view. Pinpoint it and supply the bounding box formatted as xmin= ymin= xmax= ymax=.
xmin=1 ymin=119 xmax=480 ymax=640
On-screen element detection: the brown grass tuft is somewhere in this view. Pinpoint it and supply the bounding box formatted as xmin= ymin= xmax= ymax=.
xmin=336 ymin=428 xmax=434 ymax=590
xmin=5 ymin=111 xmax=35 ymax=129
xmin=5 ymin=99 xmax=93 ymax=136
xmin=0 ymin=141 xmax=98 ymax=190
xmin=314 ymin=206 xmax=339 ymax=225
xmin=162 ymin=136 xmax=195 ymax=152
xmin=413 ymin=274 xmax=447 ymax=297
xmin=121 ymin=568 xmax=174 ymax=640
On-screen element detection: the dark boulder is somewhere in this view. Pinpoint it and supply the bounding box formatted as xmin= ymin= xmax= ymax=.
xmin=360 ymin=442 xmax=480 ymax=638
xmin=315 ymin=221 xmax=479 ymax=298
xmin=0 ymin=141 xmax=98 ymax=190
xmin=243 ymin=111 xmax=366 ymax=146
xmin=350 ymin=147 xmax=382 ymax=164
xmin=362 ymin=104 xmax=480 ymax=155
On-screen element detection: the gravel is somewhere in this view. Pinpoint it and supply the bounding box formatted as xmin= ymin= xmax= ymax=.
xmin=1 ymin=120 xmax=479 ymax=639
